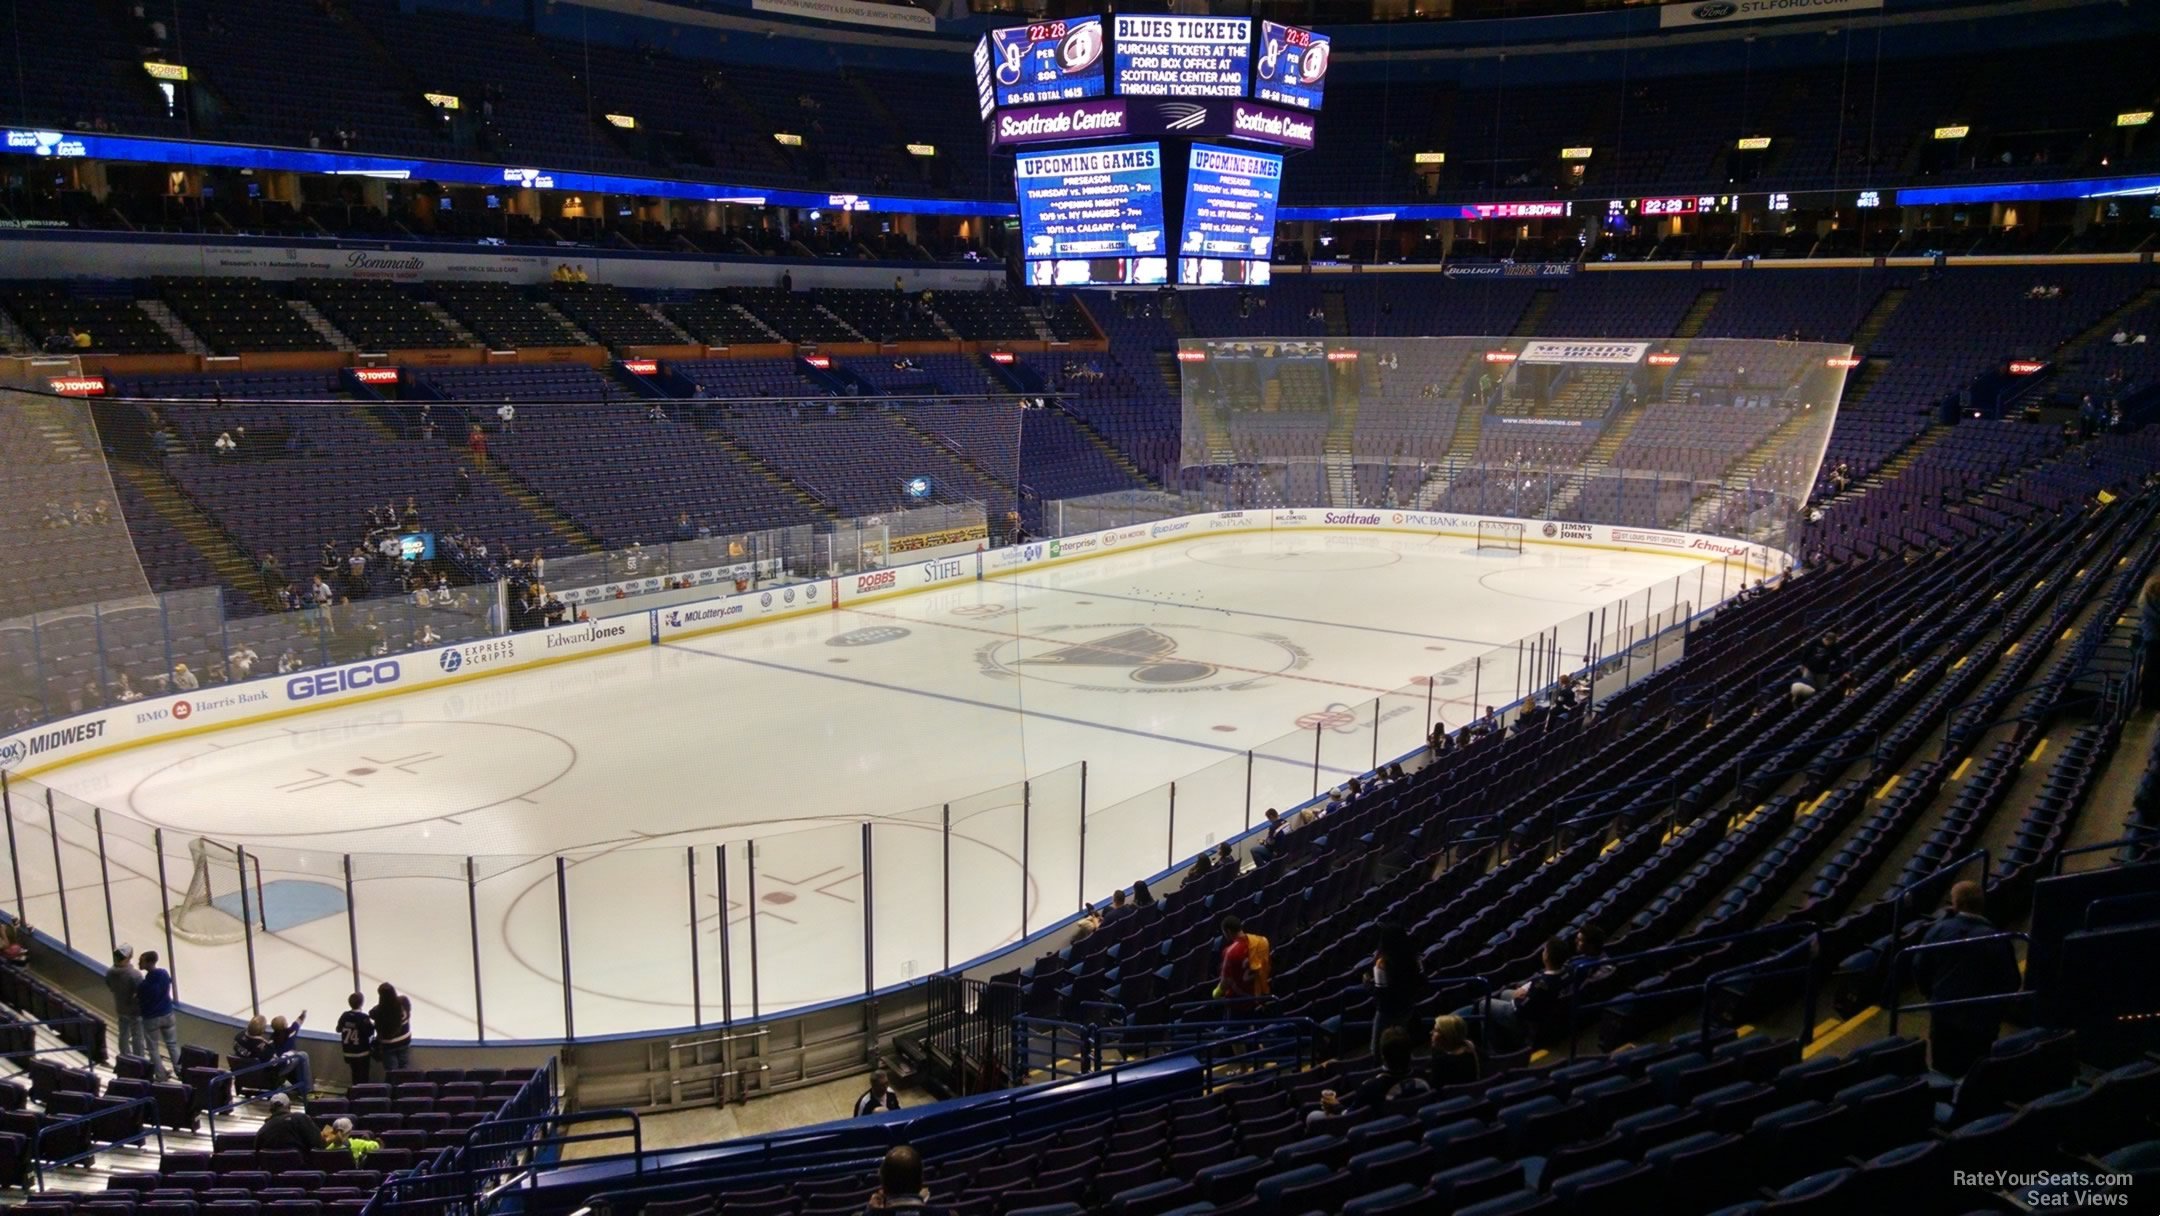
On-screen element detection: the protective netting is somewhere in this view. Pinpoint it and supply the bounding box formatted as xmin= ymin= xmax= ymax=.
xmin=0 ymin=387 xmax=153 ymax=621
xmin=1178 ymin=337 xmax=1852 ymax=553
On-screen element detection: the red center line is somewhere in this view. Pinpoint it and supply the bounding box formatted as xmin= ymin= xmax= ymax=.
xmin=838 ymin=605 xmax=1413 ymax=697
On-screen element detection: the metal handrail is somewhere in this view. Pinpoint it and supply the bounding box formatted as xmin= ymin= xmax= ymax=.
xmin=1885 ymin=929 xmax=2031 ymax=1036
xmin=521 ymin=1026 xmax=1304 ymax=1216
xmin=204 ymin=1056 xmax=305 ymax=1137
xmin=31 ymin=1094 xmax=164 ymax=1190
xmin=1557 ymin=922 xmax=1820 ymax=1060
xmin=2051 ymin=829 xmax=2159 ymax=873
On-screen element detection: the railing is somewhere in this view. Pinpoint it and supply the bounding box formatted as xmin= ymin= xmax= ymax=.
xmin=554 ymin=1027 xmax=1305 ymax=1216
xmin=204 ymin=1056 xmax=307 ymax=1137
xmin=1554 ymin=923 xmax=1823 ymax=1060
xmin=1885 ymin=930 xmax=2033 ymax=1037
xmin=365 ymin=1059 xmax=559 ymax=1216
xmin=1014 ymin=1015 xmax=1323 ymax=1080
xmin=31 ymin=1094 xmax=164 ymax=1190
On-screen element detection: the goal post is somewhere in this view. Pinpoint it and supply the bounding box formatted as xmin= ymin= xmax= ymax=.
xmin=1477 ymin=520 xmax=1526 ymax=553
xmin=161 ymin=837 xmax=266 ymax=945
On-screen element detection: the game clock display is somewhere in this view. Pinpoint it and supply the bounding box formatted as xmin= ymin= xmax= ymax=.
xmin=1111 ymin=16 xmax=1253 ymax=98
xmin=1015 ymin=142 xmax=1167 ymax=262
xmin=1253 ymin=22 xmax=1330 ymax=111
xmin=978 ymin=18 xmax=1107 ymax=112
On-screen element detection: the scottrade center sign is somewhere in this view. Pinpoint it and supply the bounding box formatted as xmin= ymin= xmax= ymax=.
xmin=989 ymin=98 xmax=1314 ymax=151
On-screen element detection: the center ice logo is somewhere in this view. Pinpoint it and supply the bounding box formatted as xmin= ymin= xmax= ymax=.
xmin=976 ymin=623 xmax=1310 ymax=693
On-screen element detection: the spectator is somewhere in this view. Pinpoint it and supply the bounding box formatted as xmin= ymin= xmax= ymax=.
xmin=214 ymin=430 xmax=237 ymax=457
xmin=1913 ymin=880 xmax=2022 ymax=1077
xmin=371 ymin=982 xmax=413 ymax=1072
xmin=1309 ymin=1027 xmax=1429 ymax=1126
xmin=255 ymin=1091 xmax=319 ymax=1154
xmin=1216 ymin=914 xmax=1271 ymax=1004
xmin=864 ymin=1144 xmax=936 ymax=1213
xmin=325 ymin=1117 xmax=380 ymax=1164
xmin=1101 ymin=886 xmax=1131 ymax=924
xmin=171 ymin=663 xmax=198 ymax=692
xmin=467 ymin=425 xmax=488 ymax=465
xmin=337 ymin=991 xmax=376 ymax=1084
xmin=1801 ymin=632 xmax=1842 ymax=684
xmin=234 ymin=1012 xmax=312 ymax=1095
xmin=454 ymin=466 xmax=472 ymax=501
xmin=1429 ymin=721 xmax=1453 ymax=755
xmin=104 ymin=945 xmax=145 ymax=1063
xmin=137 ymin=950 xmax=179 ymax=1081
xmin=1427 ymin=1015 xmax=1480 ymax=1088
xmin=853 ymin=1068 xmax=901 ymax=1117
xmin=1131 ymin=877 xmax=1156 ymax=911
xmin=1461 ymin=934 xmax=1573 ymax=1052
xmin=1251 ymin=807 xmax=1287 ymax=864
xmin=1187 ymin=850 xmax=1213 ymax=880
xmin=1368 ymin=921 xmax=1424 ymax=1055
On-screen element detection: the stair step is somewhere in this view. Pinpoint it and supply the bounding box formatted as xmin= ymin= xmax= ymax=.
xmin=421 ymin=302 xmax=480 ymax=346
xmin=139 ymin=298 xmax=211 ymax=356
xmin=639 ymin=302 xmax=696 ymax=345
xmin=289 ymin=299 xmax=352 ymax=352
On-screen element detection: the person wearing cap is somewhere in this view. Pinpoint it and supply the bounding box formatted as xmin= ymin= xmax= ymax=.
xmin=255 ymin=1091 xmax=319 ymax=1155
xmin=104 ymin=945 xmax=145 ymax=1062
xmin=325 ymin=1117 xmax=380 ymax=1164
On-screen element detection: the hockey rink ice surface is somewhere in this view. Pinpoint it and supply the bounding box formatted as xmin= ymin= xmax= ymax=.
xmin=20 ymin=530 xmax=1725 ymax=1039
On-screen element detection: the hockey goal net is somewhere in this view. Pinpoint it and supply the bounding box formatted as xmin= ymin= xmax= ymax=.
xmin=1476 ymin=520 xmax=1526 ymax=552
xmin=162 ymin=837 xmax=266 ymax=945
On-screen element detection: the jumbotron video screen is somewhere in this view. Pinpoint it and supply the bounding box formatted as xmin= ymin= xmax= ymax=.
xmin=978 ymin=16 xmax=1323 ymax=288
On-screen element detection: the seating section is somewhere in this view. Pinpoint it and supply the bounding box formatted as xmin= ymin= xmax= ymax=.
xmin=663 ymin=296 xmax=780 ymax=346
xmin=544 ymin=283 xmax=683 ymax=350
xmin=731 ymin=289 xmax=859 ymax=344
xmin=1 ymin=285 xmax=180 ymax=354
xmin=812 ymin=289 xmax=945 ymax=343
xmin=156 ymin=278 xmax=331 ymax=355
xmin=301 ymin=281 xmax=464 ymax=352
xmin=0 ymin=982 xmax=555 ymax=1208
xmin=432 ymin=284 xmax=591 ymax=350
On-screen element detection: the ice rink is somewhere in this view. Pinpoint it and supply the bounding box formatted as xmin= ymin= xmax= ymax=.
xmin=17 ymin=529 xmax=1724 ymax=1039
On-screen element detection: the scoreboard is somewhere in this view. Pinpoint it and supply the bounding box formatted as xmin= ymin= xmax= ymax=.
xmin=1111 ymin=16 xmax=1253 ymax=98
xmin=981 ymin=17 xmax=1327 ymax=287
xmin=1015 ymin=142 xmax=1167 ymax=262
xmin=976 ymin=17 xmax=1108 ymax=113
xmin=1253 ymin=22 xmax=1330 ymax=111
xmin=1180 ymin=144 xmax=1281 ymax=261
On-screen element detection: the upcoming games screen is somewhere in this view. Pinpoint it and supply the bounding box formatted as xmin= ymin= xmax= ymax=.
xmin=978 ymin=18 xmax=1108 ymax=112
xmin=1179 ymin=143 xmax=1282 ymax=285
xmin=1253 ymin=22 xmax=1330 ymax=111
xmin=1016 ymin=142 xmax=1168 ymax=285
xmin=1111 ymin=16 xmax=1253 ymax=98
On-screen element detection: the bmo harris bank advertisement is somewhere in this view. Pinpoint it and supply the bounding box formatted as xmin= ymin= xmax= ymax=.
xmin=1016 ymin=142 xmax=1166 ymax=261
